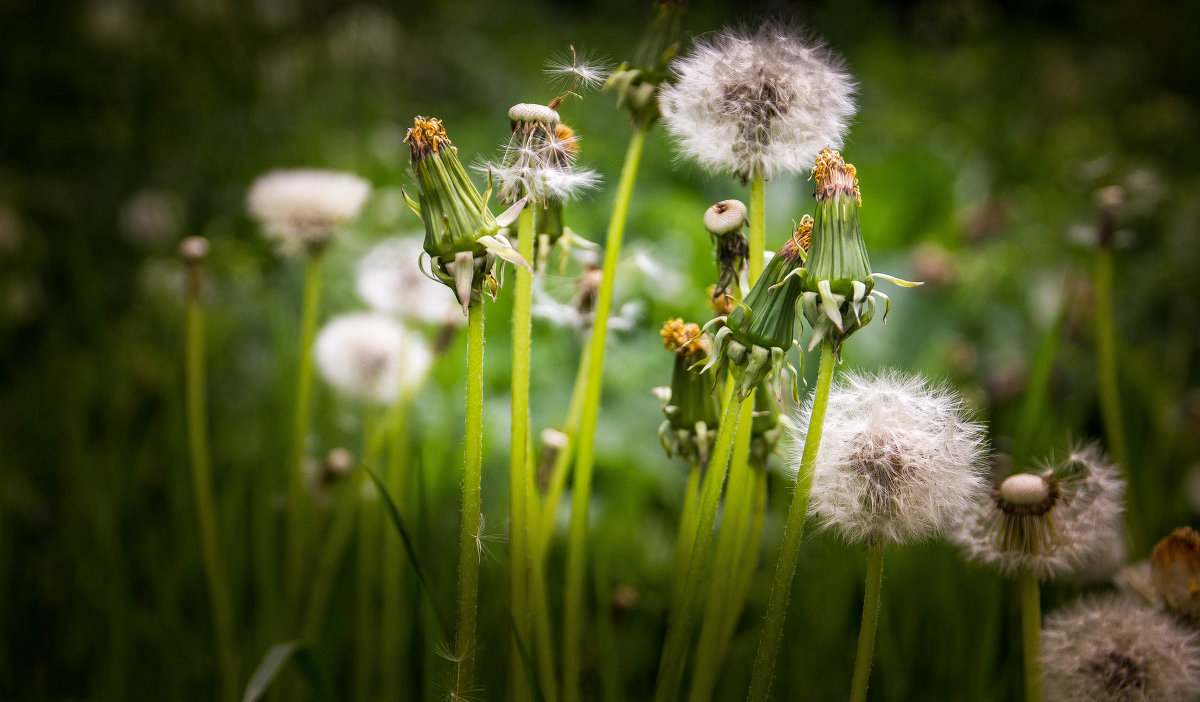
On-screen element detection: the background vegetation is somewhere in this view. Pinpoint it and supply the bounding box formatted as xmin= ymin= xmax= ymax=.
xmin=3 ymin=0 xmax=1199 ymax=699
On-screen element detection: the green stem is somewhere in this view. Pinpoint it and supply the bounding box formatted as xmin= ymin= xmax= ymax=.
xmin=381 ymin=402 xmax=410 ymax=702
xmin=722 ymin=470 xmax=767 ymax=648
xmin=688 ymin=396 xmax=756 ymax=702
xmin=653 ymin=383 xmax=742 ymax=702
xmin=512 ymin=207 xmax=536 ymax=701
xmin=355 ymin=485 xmax=379 ymax=698
xmin=747 ymin=340 xmax=836 ymax=702
xmin=1011 ymin=306 xmax=1066 ymax=466
xmin=286 ymin=253 xmax=324 ymax=613
xmin=185 ymin=299 xmax=239 ymax=702
xmin=669 ymin=465 xmax=703 ymax=603
xmin=537 ymin=341 xmax=591 ymax=551
xmin=1020 ymin=571 xmax=1045 ymax=702
xmin=563 ymin=124 xmax=647 ymax=702
xmin=454 ymin=299 xmax=486 ymax=697
xmin=749 ymin=174 xmax=765 ymax=282
xmin=530 ymin=538 xmax=560 ymax=702
xmin=848 ymin=546 xmax=885 ymax=702
xmin=1093 ymin=248 xmax=1134 ymax=535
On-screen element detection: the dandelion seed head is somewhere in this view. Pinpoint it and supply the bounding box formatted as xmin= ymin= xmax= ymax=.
xmin=488 ymin=108 xmax=600 ymax=205
xmin=355 ymin=236 xmax=461 ymax=325
xmin=1042 ymin=594 xmax=1200 ymax=702
xmin=795 ymin=370 xmax=989 ymax=546
xmin=659 ymin=22 xmax=857 ymax=182
xmin=314 ymin=313 xmax=431 ymax=405
xmin=247 ymin=169 xmax=369 ymax=255
xmin=954 ymin=442 xmax=1125 ymax=580
xmin=704 ymin=199 xmax=747 ymax=235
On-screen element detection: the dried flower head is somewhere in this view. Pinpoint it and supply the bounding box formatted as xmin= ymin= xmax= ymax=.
xmin=247 ymin=169 xmax=370 ymax=256
xmin=954 ymin=443 xmax=1125 ymax=580
xmin=355 ymin=237 xmax=461 ymax=325
xmin=314 ymin=313 xmax=432 ymax=405
xmin=657 ymin=318 xmax=719 ymax=466
xmin=1042 ymin=594 xmax=1200 ymax=702
xmin=796 ymin=370 xmax=989 ymax=546
xmin=704 ymin=199 xmax=749 ymax=297
xmin=659 ymin=22 xmax=857 ymax=182
xmin=493 ymin=105 xmax=600 ymax=206
xmin=1151 ymin=527 xmax=1200 ymax=624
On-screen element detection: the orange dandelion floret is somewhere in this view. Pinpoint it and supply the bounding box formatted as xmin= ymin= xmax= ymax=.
xmin=792 ymin=214 xmax=814 ymax=254
xmin=811 ymin=148 xmax=861 ymax=204
xmin=660 ymin=318 xmax=705 ymax=358
xmin=405 ymin=116 xmax=451 ymax=160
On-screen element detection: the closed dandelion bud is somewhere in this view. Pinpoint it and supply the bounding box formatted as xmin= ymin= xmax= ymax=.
xmin=801 ymin=149 xmax=920 ymax=357
xmin=1151 ymin=527 xmax=1200 ymax=624
xmin=954 ymin=442 xmax=1125 ymax=580
xmin=656 ymin=318 xmax=720 ymax=466
xmin=704 ymin=199 xmax=749 ymax=297
xmin=798 ymin=370 xmax=989 ymax=546
xmin=404 ymin=116 xmax=528 ymax=315
xmin=704 ymin=236 xmax=806 ymax=402
xmin=605 ymin=0 xmax=687 ymax=126
xmin=1042 ymin=594 xmax=1200 ymax=702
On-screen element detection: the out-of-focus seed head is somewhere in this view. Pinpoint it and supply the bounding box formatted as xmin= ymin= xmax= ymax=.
xmin=1151 ymin=527 xmax=1200 ymax=624
xmin=247 ymin=169 xmax=370 ymax=257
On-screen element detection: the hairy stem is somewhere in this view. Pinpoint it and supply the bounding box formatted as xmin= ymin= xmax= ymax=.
xmin=511 ymin=206 xmax=536 ymax=701
xmin=747 ymin=340 xmax=836 ymax=702
xmin=454 ymin=298 xmax=486 ymax=697
xmin=1020 ymin=571 xmax=1045 ymax=702
xmin=848 ymin=546 xmax=885 ymax=702
xmin=563 ymin=124 xmax=647 ymax=702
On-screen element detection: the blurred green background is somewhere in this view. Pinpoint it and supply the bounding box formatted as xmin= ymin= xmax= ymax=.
xmin=3 ymin=0 xmax=1200 ymax=699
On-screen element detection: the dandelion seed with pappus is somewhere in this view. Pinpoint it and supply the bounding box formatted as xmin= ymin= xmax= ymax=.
xmin=1042 ymin=594 xmax=1200 ymax=702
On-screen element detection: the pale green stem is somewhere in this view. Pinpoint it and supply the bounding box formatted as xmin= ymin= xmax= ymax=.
xmin=722 ymin=470 xmax=767 ymax=648
xmin=688 ymin=397 xmax=756 ymax=702
xmin=185 ymin=298 xmax=239 ymax=702
xmin=749 ymin=174 xmax=765 ymax=281
xmin=530 ymin=533 xmax=560 ymax=702
xmin=563 ymin=124 xmax=647 ymax=702
xmin=512 ymin=207 xmax=535 ymax=702
xmin=748 ymin=340 xmax=836 ymax=702
xmin=848 ymin=546 xmax=885 ymax=702
xmin=1093 ymin=248 xmax=1135 ymax=544
xmin=454 ymin=299 xmax=486 ymax=697
xmin=1020 ymin=571 xmax=1045 ymax=702
xmin=669 ymin=465 xmax=703 ymax=603
xmin=355 ymin=484 xmax=380 ymax=698
xmin=286 ymin=253 xmax=323 ymax=613
xmin=653 ymin=382 xmax=742 ymax=702
xmin=537 ymin=341 xmax=591 ymax=551
xmin=381 ymin=402 xmax=410 ymax=702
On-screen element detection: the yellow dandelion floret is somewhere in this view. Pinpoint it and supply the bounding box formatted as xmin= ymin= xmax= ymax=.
xmin=405 ymin=116 xmax=451 ymax=159
xmin=660 ymin=318 xmax=704 ymax=358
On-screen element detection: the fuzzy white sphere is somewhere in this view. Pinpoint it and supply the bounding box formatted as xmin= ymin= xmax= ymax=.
xmin=659 ymin=22 xmax=857 ymax=182
xmin=1042 ymin=594 xmax=1200 ymax=702
xmin=793 ymin=369 xmax=989 ymax=546
xmin=247 ymin=169 xmax=370 ymax=255
xmin=355 ymin=237 xmax=461 ymax=325
xmin=314 ymin=313 xmax=431 ymax=405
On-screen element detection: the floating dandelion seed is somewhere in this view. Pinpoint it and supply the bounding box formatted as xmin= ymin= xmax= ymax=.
xmin=659 ymin=22 xmax=857 ymax=182
xmin=313 ymin=313 xmax=432 ymax=405
xmin=1042 ymin=594 xmax=1200 ymax=702
xmin=247 ymin=169 xmax=369 ymax=256
xmin=796 ymin=370 xmax=989 ymax=546
xmin=544 ymin=45 xmax=613 ymax=93
xmin=954 ymin=442 xmax=1125 ymax=579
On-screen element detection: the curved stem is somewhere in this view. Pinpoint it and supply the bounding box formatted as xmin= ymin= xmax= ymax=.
xmin=286 ymin=253 xmax=323 ymax=612
xmin=848 ymin=546 xmax=885 ymax=702
xmin=454 ymin=299 xmax=486 ymax=697
xmin=511 ymin=206 xmax=536 ymax=701
xmin=185 ymin=298 xmax=239 ymax=701
xmin=1020 ymin=571 xmax=1045 ymax=702
xmin=563 ymin=124 xmax=647 ymax=702
xmin=747 ymin=340 xmax=836 ymax=702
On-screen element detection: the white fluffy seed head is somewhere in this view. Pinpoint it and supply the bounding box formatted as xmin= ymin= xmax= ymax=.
xmin=794 ymin=369 xmax=989 ymax=547
xmin=659 ymin=22 xmax=857 ymax=182
xmin=954 ymin=442 xmax=1126 ymax=580
xmin=489 ymin=121 xmax=600 ymax=205
xmin=355 ymin=237 xmax=461 ymax=325
xmin=314 ymin=313 xmax=431 ymax=405
xmin=1042 ymin=594 xmax=1200 ymax=702
xmin=704 ymin=199 xmax=747 ymax=235
xmin=247 ymin=169 xmax=370 ymax=256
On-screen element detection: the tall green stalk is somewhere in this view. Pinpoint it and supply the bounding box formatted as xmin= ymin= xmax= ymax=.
xmin=185 ymin=295 xmax=239 ymax=701
xmin=848 ymin=546 xmax=885 ymax=702
xmin=381 ymin=402 xmax=410 ymax=701
xmin=355 ymin=487 xmax=380 ymax=698
xmin=669 ymin=465 xmax=703 ymax=603
xmin=454 ymin=299 xmax=486 ymax=697
xmin=749 ymin=174 xmax=765 ymax=281
xmin=286 ymin=253 xmax=324 ymax=614
xmin=1093 ymin=249 xmax=1131 ymax=486
xmin=748 ymin=340 xmax=837 ymax=702
xmin=1019 ymin=572 xmax=1045 ymax=702
xmin=563 ymin=124 xmax=648 ymax=701
xmin=511 ymin=207 xmax=536 ymax=701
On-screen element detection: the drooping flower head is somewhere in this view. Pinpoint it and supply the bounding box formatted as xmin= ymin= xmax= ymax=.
xmin=796 ymin=370 xmax=989 ymax=546
xmin=655 ymin=318 xmax=720 ymax=466
xmin=1151 ymin=526 xmax=1200 ymax=624
xmin=314 ymin=313 xmax=432 ymax=405
xmin=1042 ymin=594 xmax=1200 ymax=702
xmin=404 ymin=116 xmax=528 ymax=314
xmin=606 ymin=0 xmax=688 ymax=126
xmin=355 ymin=236 xmax=462 ymax=325
xmin=247 ymin=169 xmax=370 ymax=256
xmin=954 ymin=443 xmax=1125 ymax=580
xmin=659 ymin=22 xmax=857 ymax=182
xmin=704 ymin=199 xmax=749 ymax=298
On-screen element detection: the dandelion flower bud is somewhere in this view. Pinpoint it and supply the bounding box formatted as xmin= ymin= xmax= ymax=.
xmin=1151 ymin=527 xmax=1200 ymax=624
xmin=1041 ymin=594 xmax=1200 ymax=702
xmin=659 ymin=22 xmax=857 ymax=182
xmin=606 ymin=1 xmax=687 ymax=126
xmin=314 ymin=313 xmax=432 ymax=405
xmin=796 ymin=370 xmax=989 ymax=546
xmin=954 ymin=443 xmax=1125 ymax=580
xmin=247 ymin=169 xmax=370 ymax=256
xmin=355 ymin=236 xmax=461 ymax=325
xmin=657 ymin=318 xmax=720 ymax=466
